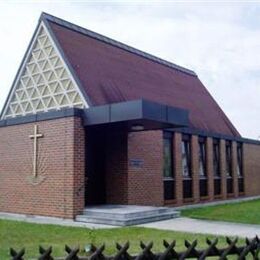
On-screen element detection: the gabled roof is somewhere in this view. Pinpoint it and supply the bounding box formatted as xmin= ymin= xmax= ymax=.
xmin=2 ymin=13 xmax=240 ymax=137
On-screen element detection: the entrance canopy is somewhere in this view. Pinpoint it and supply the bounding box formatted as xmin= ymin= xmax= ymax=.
xmin=84 ymin=99 xmax=189 ymax=131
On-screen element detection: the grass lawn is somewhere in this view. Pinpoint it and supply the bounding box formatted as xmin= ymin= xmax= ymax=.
xmin=182 ymin=199 xmax=260 ymax=225
xmin=0 ymin=219 xmax=244 ymax=259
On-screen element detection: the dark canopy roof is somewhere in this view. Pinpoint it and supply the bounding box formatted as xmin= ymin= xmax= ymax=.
xmin=44 ymin=13 xmax=240 ymax=137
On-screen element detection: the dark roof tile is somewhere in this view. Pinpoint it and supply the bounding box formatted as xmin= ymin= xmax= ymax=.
xmin=46 ymin=15 xmax=240 ymax=137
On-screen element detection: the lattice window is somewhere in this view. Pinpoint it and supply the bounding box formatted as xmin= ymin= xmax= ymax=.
xmin=2 ymin=24 xmax=86 ymax=119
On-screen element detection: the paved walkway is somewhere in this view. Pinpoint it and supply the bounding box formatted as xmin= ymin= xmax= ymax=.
xmin=139 ymin=217 xmax=260 ymax=238
xmin=1 ymin=212 xmax=259 ymax=238
xmin=0 ymin=212 xmax=116 ymax=229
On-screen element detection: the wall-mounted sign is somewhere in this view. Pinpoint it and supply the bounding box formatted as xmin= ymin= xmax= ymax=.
xmin=129 ymin=159 xmax=144 ymax=168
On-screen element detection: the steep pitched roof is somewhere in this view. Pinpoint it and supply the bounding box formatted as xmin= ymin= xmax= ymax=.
xmin=3 ymin=13 xmax=240 ymax=137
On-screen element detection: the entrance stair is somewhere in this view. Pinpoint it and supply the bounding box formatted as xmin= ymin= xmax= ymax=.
xmin=76 ymin=205 xmax=180 ymax=226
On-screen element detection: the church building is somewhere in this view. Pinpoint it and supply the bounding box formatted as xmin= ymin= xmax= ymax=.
xmin=0 ymin=13 xmax=259 ymax=220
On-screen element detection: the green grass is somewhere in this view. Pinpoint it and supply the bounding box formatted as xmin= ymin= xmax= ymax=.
xmin=182 ymin=199 xmax=260 ymax=224
xmin=0 ymin=219 xmax=243 ymax=259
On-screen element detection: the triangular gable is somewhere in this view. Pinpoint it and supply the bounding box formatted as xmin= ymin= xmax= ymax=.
xmin=1 ymin=21 xmax=89 ymax=119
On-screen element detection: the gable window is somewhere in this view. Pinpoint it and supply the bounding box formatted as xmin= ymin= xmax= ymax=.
xmin=163 ymin=132 xmax=175 ymax=200
xmin=1 ymin=25 xmax=85 ymax=120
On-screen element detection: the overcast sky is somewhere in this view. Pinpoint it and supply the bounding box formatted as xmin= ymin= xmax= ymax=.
xmin=0 ymin=1 xmax=259 ymax=139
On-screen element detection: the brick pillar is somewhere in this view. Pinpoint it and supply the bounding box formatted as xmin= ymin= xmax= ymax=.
xmin=174 ymin=132 xmax=183 ymax=205
xmin=220 ymin=139 xmax=227 ymax=199
xmin=191 ymin=135 xmax=199 ymax=203
xmin=73 ymin=117 xmax=86 ymax=217
xmin=242 ymin=143 xmax=247 ymax=194
xmin=232 ymin=141 xmax=239 ymax=197
xmin=206 ymin=137 xmax=214 ymax=201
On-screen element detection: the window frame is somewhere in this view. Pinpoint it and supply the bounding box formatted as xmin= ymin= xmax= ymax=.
xmin=163 ymin=132 xmax=174 ymax=179
xmin=225 ymin=141 xmax=232 ymax=178
xmin=198 ymin=136 xmax=207 ymax=178
xmin=181 ymin=134 xmax=191 ymax=179
xmin=237 ymin=142 xmax=243 ymax=177
xmin=213 ymin=138 xmax=221 ymax=178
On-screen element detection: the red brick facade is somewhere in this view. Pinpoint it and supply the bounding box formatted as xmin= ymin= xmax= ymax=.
xmin=0 ymin=117 xmax=259 ymax=219
xmin=244 ymin=143 xmax=260 ymax=196
xmin=0 ymin=116 xmax=85 ymax=219
xmin=105 ymin=130 xmax=164 ymax=206
xmin=127 ymin=131 xmax=164 ymax=206
xmin=106 ymin=130 xmax=260 ymax=207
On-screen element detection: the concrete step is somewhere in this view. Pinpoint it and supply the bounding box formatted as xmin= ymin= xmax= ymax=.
xmin=76 ymin=205 xmax=180 ymax=226
xmin=83 ymin=207 xmax=177 ymax=219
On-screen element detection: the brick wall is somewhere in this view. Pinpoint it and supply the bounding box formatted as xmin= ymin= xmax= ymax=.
xmin=0 ymin=116 xmax=85 ymax=219
xmin=1 ymin=118 xmax=259 ymax=218
xmin=98 ymin=130 xmax=260 ymax=207
xmin=243 ymin=143 xmax=260 ymax=196
xmin=127 ymin=130 xmax=164 ymax=206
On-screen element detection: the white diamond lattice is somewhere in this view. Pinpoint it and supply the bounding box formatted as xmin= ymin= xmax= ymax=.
xmin=3 ymin=25 xmax=85 ymax=119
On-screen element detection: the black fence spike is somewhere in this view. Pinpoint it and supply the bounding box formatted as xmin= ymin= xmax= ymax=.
xmin=89 ymin=244 xmax=106 ymax=260
xmin=38 ymin=246 xmax=53 ymax=260
xmin=65 ymin=244 xmax=71 ymax=253
xmin=10 ymin=248 xmax=25 ymax=260
xmin=159 ymin=240 xmax=177 ymax=260
xmin=7 ymin=236 xmax=260 ymax=259
xmin=114 ymin=242 xmax=130 ymax=260
xmin=90 ymin=243 xmax=97 ymax=254
xmin=64 ymin=245 xmax=80 ymax=260
xmin=39 ymin=245 xmax=45 ymax=254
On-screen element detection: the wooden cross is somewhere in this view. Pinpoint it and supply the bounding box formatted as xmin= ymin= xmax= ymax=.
xmin=29 ymin=125 xmax=43 ymax=177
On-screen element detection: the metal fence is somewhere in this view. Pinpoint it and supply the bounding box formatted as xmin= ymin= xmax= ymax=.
xmin=10 ymin=236 xmax=260 ymax=259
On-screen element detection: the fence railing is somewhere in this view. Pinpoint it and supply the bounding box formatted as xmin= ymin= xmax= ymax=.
xmin=10 ymin=236 xmax=260 ymax=259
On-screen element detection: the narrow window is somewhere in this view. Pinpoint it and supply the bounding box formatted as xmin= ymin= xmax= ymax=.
xmin=163 ymin=132 xmax=175 ymax=200
xmin=213 ymin=138 xmax=221 ymax=196
xmin=199 ymin=137 xmax=206 ymax=178
xmin=226 ymin=141 xmax=233 ymax=194
xmin=213 ymin=139 xmax=220 ymax=177
xmin=226 ymin=141 xmax=232 ymax=177
xmin=199 ymin=137 xmax=207 ymax=197
xmin=182 ymin=134 xmax=192 ymax=199
xmin=237 ymin=142 xmax=244 ymax=193
xmin=237 ymin=143 xmax=243 ymax=177
xmin=182 ymin=135 xmax=191 ymax=178
xmin=163 ymin=136 xmax=173 ymax=178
